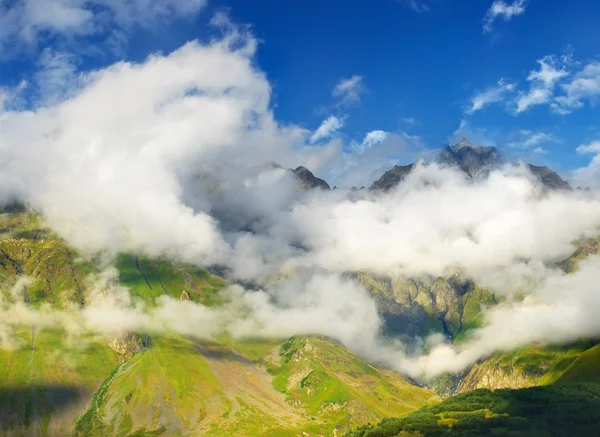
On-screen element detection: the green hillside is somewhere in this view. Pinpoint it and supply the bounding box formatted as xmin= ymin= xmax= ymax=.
xmin=73 ymin=335 xmax=440 ymax=437
xmin=555 ymin=345 xmax=600 ymax=385
xmin=345 ymin=383 xmax=600 ymax=437
xmin=0 ymin=208 xmax=440 ymax=436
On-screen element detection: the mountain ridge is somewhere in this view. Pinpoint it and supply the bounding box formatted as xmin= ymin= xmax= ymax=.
xmin=285 ymin=138 xmax=573 ymax=193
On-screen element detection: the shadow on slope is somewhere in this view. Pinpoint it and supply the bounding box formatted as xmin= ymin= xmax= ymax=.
xmin=0 ymin=384 xmax=83 ymax=432
xmin=346 ymin=383 xmax=600 ymax=437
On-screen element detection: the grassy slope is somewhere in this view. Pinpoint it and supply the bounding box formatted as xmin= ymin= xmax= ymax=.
xmin=0 ymin=211 xmax=96 ymax=308
xmin=0 ymin=211 xmax=439 ymax=436
xmin=74 ymin=336 xmax=440 ymax=437
xmin=115 ymin=254 xmax=225 ymax=306
xmin=555 ymin=345 xmax=600 ymax=385
xmin=345 ymin=383 xmax=600 ymax=437
xmin=0 ymin=328 xmax=119 ymax=437
xmin=456 ymin=344 xmax=592 ymax=393
xmin=266 ymin=337 xmax=441 ymax=434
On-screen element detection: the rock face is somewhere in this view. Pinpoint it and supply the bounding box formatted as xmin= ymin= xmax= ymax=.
xmin=369 ymin=138 xmax=572 ymax=193
xmin=106 ymin=333 xmax=145 ymax=356
xmin=369 ymin=164 xmax=415 ymax=191
xmin=292 ymin=166 xmax=331 ymax=190
xmin=180 ymin=289 xmax=191 ymax=301
xmin=458 ymin=361 xmax=539 ymax=393
xmin=436 ymin=138 xmax=504 ymax=179
xmin=355 ymin=272 xmax=496 ymax=340
xmin=526 ymin=164 xmax=572 ymax=191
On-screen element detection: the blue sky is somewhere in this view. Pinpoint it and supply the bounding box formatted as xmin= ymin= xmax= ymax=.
xmin=1 ymin=0 xmax=600 ymax=177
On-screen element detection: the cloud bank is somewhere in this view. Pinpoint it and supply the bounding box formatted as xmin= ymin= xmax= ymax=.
xmin=2 ymin=15 xmax=600 ymax=380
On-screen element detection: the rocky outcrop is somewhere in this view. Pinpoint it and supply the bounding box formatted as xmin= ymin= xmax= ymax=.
xmin=106 ymin=333 xmax=145 ymax=356
xmin=356 ymin=272 xmax=496 ymax=340
xmin=180 ymin=289 xmax=191 ymax=301
xmin=458 ymin=362 xmax=539 ymax=393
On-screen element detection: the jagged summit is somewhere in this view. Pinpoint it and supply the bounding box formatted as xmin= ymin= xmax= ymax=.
xmin=525 ymin=163 xmax=572 ymax=192
xmin=370 ymin=138 xmax=572 ymax=192
xmin=292 ymin=165 xmax=331 ymax=191
xmin=452 ymin=137 xmax=477 ymax=151
xmin=370 ymin=164 xmax=416 ymax=191
xmin=437 ymin=138 xmax=504 ymax=179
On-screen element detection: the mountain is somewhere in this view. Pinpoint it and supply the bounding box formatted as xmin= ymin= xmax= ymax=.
xmin=292 ymin=166 xmax=331 ymax=191
xmin=526 ymin=163 xmax=573 ymax=191
xmin=369 ymin=138 xmax=572 ymax=192
xmin=0 ymin=208 xmax=437 ymax=437
xmin=355 ymin=272 xmax=496 ymax=341
xmin=437 ymin=138 xmax=504 ymax=179
xmin=369 ymin=164 xmax=415 ymax=191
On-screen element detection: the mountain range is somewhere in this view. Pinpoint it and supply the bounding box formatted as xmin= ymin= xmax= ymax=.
xmin=1 ymin=139 xmax=599 ymax=436
xmin=294 ymin=138 xmax=572 ymax=193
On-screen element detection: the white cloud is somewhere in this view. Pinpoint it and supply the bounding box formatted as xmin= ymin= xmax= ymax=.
xmin=399 ymin=0 xmax=431 ymax=13
xmin=332 ymin=75 xmax=365 ymax=106
xmin=403 ymin=257 xmax=600 ymax=376
xmin=310 ymin=115 xmax=345 ymax=143
xmin=467 ymin=79 xmax=515 ymax=114
xmin=571 ymin=141 xmax=600 ymax=188
xmin=516 ymin=55 xmax=570 ymax=113
xmin=34 ymin=49 xmax=79 ymax=105
xmin=401 ymin=116 xmax=418 ymax=127
xmin=483 ymin=0 xmax=528 ymax=34
xmin=516 ymin=88 xmax=552 ymax=113
xmin=527 ymin=55 xmax=570 ymax=88
xmin=0 ymin=20 xmax=327 ymax=267
xmin=0 ymin=0 xmax=207 ymax=53
xmin=508 ymin=131 xmax=560 ymax=150
xmin=449 ymin=119 xmax=495 ymax=147
xmin=6 ymin=12 xmax=600 ymax=382
xmin=553 ymin=62 xmax=600 ymax=114
xmin=356 ymin=130 xmax=388 ymax=153
xmin=577 ymin=141 xmax=600 ymax=154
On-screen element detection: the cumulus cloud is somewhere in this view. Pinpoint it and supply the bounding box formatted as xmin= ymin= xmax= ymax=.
xmin=354 ymin=130 xmax=388 ymax=154
xmin=332 ymin=75 xmax=365 ymax=106
xmin=403 ymin=257 xmax=600 ymax=376
xmin=0 ymin=20 xmax=333 ymax=268
xmin=483 ymin=0 xmax=527 ymax=34
xmin=0 ymin=0 xmax=206 ymax=53
xmin=516 ymin=55 xmax=570 ymax=113
xmin=310 ymin=115 xmax=345 ymax=143
xmin=4 ymin=11 xmax=600 ymax=382
xmin=572 ymin=140 xmax=600 ymax=188
xmin=507 ymin=130 xmax=560 ymax=153
xmin=467 ymin=79 xmax=515 ymax=114
xmin=280 ymin=166 xmax=600 ymax=281
xmin=553 ymin=62 xmax=600 ymax=114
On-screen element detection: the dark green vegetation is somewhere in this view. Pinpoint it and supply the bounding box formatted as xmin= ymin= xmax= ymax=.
xmin=345 ymin=384 xmax=600 ymax=437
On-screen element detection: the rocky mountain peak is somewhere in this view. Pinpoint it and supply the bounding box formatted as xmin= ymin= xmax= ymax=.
xmin=452 ymin=137 xmax=477 ymax=151
xmin=370 ymin=164 xmax=416 ymax=191
xmin=437 ymin=138 xmax=504 ymax=179
xmin=525 ymin=163 xmax=572 ymax=191
xmin=292 ymin=166 xmax=331 ymax=191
